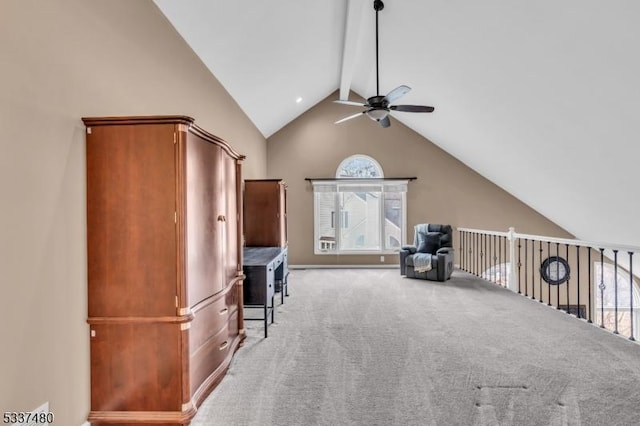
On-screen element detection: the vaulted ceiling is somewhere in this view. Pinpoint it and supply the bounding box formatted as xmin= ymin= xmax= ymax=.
xmin=154 ymin=0 xmax=640 ymax=247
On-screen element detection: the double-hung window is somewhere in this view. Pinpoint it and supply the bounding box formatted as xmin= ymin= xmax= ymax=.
xmin=313 ymin=155 xmax=408 ymax=255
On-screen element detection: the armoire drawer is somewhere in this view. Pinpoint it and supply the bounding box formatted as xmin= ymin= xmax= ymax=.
xmin=189 ymin=295 xmax=228 ymax=354
xmin=190 ymin=323 xmax=229 ymax=395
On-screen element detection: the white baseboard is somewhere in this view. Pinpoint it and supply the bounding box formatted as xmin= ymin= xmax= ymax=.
xmin=289 ymin=264 xmax=399 ymax=269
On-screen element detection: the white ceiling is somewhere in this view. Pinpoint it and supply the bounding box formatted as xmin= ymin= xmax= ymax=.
xmin=154 ymin=0 xmax=640 ymax=247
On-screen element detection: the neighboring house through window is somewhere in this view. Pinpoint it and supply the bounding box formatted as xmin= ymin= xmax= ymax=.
xmin=313 ymin=155 xmax=408 ymax=255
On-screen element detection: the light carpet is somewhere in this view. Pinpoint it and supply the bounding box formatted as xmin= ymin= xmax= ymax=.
xmin=192 ymin=269 xmax=640 ymax=426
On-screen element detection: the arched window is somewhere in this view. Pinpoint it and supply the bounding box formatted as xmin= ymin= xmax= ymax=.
xmin=336 ymin=155 xmax=384 ymax=178
xmin=482 ymin=262 xmax=511 ymax=288
xmin=594 ymin=262 xmax=640 ymax=336
xmin=312 ymin=155 xmax=407 ymax=254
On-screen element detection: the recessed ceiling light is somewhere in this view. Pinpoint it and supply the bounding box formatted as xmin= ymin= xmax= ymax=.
xmin=296 ymin=97 xmax=303 ymax=104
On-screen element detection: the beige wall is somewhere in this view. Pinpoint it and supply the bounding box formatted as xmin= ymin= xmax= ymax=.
xmin=267 ymin=91 xmax=573 ymax=265
xmin=0 ymin=1 xmax=266 ymax=424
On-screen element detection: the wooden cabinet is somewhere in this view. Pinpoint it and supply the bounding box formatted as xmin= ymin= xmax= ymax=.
xmin=243 ymin=179 xmax=287 ymax=247
xmin=83 ymin=116 xmax=245 ymax=426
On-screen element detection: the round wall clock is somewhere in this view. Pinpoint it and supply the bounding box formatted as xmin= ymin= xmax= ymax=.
xmin=540 ymin=256 xmax=570 ymax=285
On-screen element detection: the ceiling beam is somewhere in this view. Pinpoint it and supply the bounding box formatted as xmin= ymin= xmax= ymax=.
xmin=338 ymin=0 xmax=368 ymax=100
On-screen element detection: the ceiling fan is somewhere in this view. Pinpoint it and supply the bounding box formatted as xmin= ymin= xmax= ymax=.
xmin=335 ymin=0 xmax=434 ymax=128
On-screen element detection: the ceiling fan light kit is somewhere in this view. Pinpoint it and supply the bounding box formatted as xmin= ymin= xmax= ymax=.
xmin=335 ymin=0 xmax=434 ymax=128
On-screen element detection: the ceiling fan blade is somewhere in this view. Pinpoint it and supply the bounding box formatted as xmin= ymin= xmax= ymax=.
xmin=384 ymin=85 xmax=411 ymax=104
xmin=335 ymin=111 xmax=366 ymax=124
xmin=379 ymin=115 xmax=391 ymax=128
xmin=334 ymin=100 xmax=368 ymax=107
xmin=390 ymin=105 xmax=435 ymax=113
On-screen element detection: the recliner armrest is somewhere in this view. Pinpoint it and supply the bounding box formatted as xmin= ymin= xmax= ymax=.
xmin=401 ymin=245 xmax=417 ymax=254
xmin=436 ymin=247 xmax=454 ymax=255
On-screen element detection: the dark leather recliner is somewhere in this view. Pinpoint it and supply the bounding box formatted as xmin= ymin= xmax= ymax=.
xmin=399 ymin=224 xmax=454 ymax=281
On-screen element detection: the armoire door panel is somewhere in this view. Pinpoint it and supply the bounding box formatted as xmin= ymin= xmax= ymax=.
xmin=86 ymin=124 xmax=178 ymax=318
xmin=185 ymin=134 xmax=224 ymax=306
xmin=223 ymin=154 xmax=239 ymax=287
xmin=89 ymin=322 xmax=183 ymax=411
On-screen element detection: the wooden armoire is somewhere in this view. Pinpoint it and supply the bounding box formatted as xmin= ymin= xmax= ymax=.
xmin=243 ymin=179 xmax=288 ymax=247
xmin=83 ymin=116 xmax=245 ymax=425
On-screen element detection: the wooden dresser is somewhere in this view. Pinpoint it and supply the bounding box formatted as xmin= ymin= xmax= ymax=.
xmin=243 ymin=179 xmax=289 ymax=316
xmin=243 ymin=179 xmax=288 ymax=248
xmin=83 ymin=116 xmax=245 ymax=425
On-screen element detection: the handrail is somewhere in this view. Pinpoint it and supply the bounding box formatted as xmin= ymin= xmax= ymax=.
xmin=458 ymin=227 xmax=640 ymax=253
xmin=457 ymin=227 xmax=508 ymax=238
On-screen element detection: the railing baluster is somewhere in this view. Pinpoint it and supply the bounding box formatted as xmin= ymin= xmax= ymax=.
xmin=539 ymin=241 xmax=543 ymax=303
xmin=547 ymin=241 xmax=552 ymax=306
xmin=556 ymin=242 xmax=561 ymax=310
xmin=463 ymin=231 xmax=466 ymax=271
xmin=599 ymin=248 xmax=606 ymax=328
xmin=588 ymin=248 xmax=592 ymax=323
xmin=498 ymin=235 xmax=502 ymax=285
xmin=531 ymin=239 xmax=536 ymax=300
xmin=629 ymin=251 xmax=635 ymax=341
xmin=489 ymin=235 xmax=496 ymax=283
xmin=460 ymin=230 xmax=463 ymax=271
xmin=565 ymin=243 xmax=570 ymax=314
xmin=464 ymin=231 xmax=471 ymax=272
xmin=504 ymin=236 xmax=508 ymax=287
xmin=517 ymin=239 xmax=522 ymax=294
xmin=476 ymin=232 xmax=480 ymax=276
xmin=477 ymin=232 xmax=480 ymax=276
xmin=478 ymin=233 xmax=482 ymax=277
xmin=473 ymin=233 xmax=476 ymax=275
xmin=613 ymin=249 xmax=619 ymax=334
xmin=576 ymin=246 xmax=581 ymax=319
xmin=524 ymin=239 xmax=529 ymax=296
xmin=469 ymin=231 xmax=471 ymax=272
xmin=484 ymin=234 xmax=487 ymax=278
xmin=493 ymin=234 xmax=497 ymax=283
xmin=503 ymin=235 xmax=506 ymax=287
xmin=478 ymin=232 xmax=481 ymax=277
xmin=468 ymin=231 xmax=472 ymax=272
xmin=465 ymin=231 xmax=468 ymax=272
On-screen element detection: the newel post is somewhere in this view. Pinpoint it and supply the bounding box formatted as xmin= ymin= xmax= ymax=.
xmin=507 ymin=227 xmax=518 ymax=292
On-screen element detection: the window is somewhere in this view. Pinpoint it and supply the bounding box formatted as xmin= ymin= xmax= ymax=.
xmin=593 ymin=262 xmax=640 ymax=336
xmin=482 ymin=262 xmax=511 ymax=288
xmin=313 ymin=155 xmax=408 ymax=255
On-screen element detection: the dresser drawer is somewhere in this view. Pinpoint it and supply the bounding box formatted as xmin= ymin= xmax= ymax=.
xmin=190 ymin=323 xmax=229 ymax=395
xmin=189 ymin=295 xmax=228 ymax=354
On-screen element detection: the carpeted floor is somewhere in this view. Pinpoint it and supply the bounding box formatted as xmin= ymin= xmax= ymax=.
xmin=192 ymin=269 xmax=640 ymax=426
